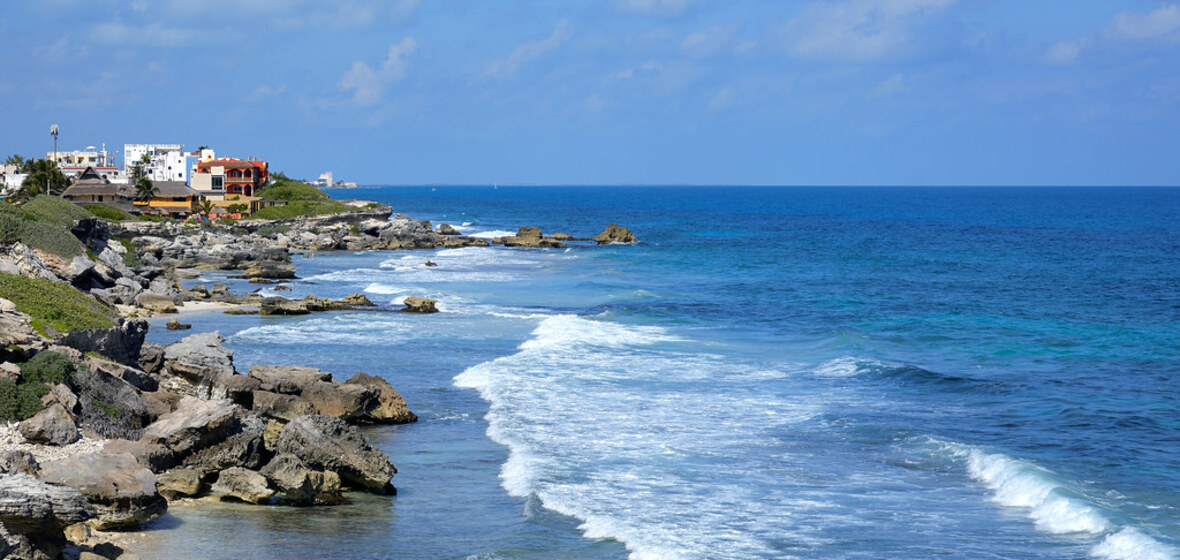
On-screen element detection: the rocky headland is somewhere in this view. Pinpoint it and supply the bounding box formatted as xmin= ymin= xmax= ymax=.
xmin=0 ymin=194 xmax=637 ymax=559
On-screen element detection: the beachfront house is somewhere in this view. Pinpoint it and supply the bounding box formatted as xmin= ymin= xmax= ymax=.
xmin=134 ymin=180 xmax=201 ymax=219
xmin=62 ymin=167 xmax=135 ymax=209
xmin=192 ymin=158 xmax=268 ymax=199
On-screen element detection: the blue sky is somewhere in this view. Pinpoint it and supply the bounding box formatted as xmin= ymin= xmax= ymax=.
xmin=2 ymin=0 xmax=1179 ymax=185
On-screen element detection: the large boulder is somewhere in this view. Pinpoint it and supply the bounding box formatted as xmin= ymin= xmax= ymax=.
xmin=251 ymin=390 xmax=315 ymax=422
xmin=161 ymin=332 xmax=256 ymax=400
xmin=299 ymin=381 xmax=379 ymax=421
xmin=140 ymin=397 xmax=239 ymax=461
xmin=338 ymin=293 xmax=376 ymax=307
xmin=259 ymin=454 xmax=343 ymax=506
xmin=103 ymin=439 xmax=174 ymax=472
xmin=346 ymin=372 xmax=417 ymax=424
xmin=248 ymin=365 xmax=332 ymax=395
xmin=240 ymin=263 xmax=296 ymax=280
xmin=259 ymin=297 xmax=310 ymax=316
xmin=54 ymin=319 xmax=147 ymax=366
xmin=210 ymin=467 xmax=274 ymax=504
xmin=0 ymin=474 xmax=95 ymax=560
xmin=37 ymin=453 xmax=165 ymax=530
xmin=181 ymin=416 xmax=270 ymax=476
xmin=274 ymin=415 xmax=397 ymax=494
xmin=71 ymin=363 xmax=151 ymax=440
xmin=18 ymin=403 xmax=79 ymax=446
xmin=593 ymin=223 xmax=638 ymax=244
xmin=156 ymin=468 xmax=202 ymax=500
xmin=135 ymin=293 xmax=177 ymax=314
xmin=495 ymin=226 xmax=567 ymax=248
xmin=0 ymin=451 xmax=39 ymax=476
xmin=401 ymin=296 xmax=438 ymax=314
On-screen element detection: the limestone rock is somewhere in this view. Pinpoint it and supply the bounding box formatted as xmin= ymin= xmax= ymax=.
xmin=300 ymin=381 xmax=378 ymax=421
xmin=259 ymin=453 xmax=343 ymax=506
xmin=165 ymin=318 xmax=191 ymax=330
xmin=161 ymin=332 xmax=249 ymax=399
xmin=102 ymin=439 xmax=174 ymax=473
xmin=251 ymin=390 xmax=315 ymax=422
xmin=181 ymin=416 xmax=270 ymax=476
xmin=37 ymin=453 xmax=165 ymax=530
xmin=71 ymin=364 xmax=150 ymax=440
xmin=0 ymin=451 xmax=39 ymax=476
xmin=346 ymin=372 xmax=417 ymax=424
xmin=140 ymin=397 xmax=239 ymax=461
xmin=137 ymin=342 xmax=165 ymax=375
xmin=156 ymin=468 xmax=202 ymax=500
xmin=18 ymin=403 xmax=79 ymax=446
xmin=54 ymin=319 xmax=147 ymax=366
xmin=401 ymin=296 xmax=438 ymax=314
xmin=0 ymin=473 xmax=94 ymax=559
xmin=240 ymin=263 xmax=296 ymax=280
xmin=248 ymin=365 xmax=332 ymax=395
xmin=135 ymin=293 xmax=176 ymax=314
xmin=274 ymin=414 xmax=397 ymax=494
xmin=210 ymin=467 xmax=274 ymax=504
xmin=437 ymin=224 xmax=458 ymax=235
xmin=593 ymin=223 xmax=638 ymax=244
xmin=338 ymin=293 xmax=376 ymax=307
xmin=259 ymin=297 xmax=310 ymax=316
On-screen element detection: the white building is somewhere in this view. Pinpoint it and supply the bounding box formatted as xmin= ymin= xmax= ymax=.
xmin=124 ymin=144 xmax=187 ymax=183
xmin=0 ymin=165 xmax=27 ymax=194
xmin=46 ymin=145 xmax=126 ymax=183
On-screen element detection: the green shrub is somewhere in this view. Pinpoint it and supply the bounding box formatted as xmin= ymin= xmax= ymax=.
xmin=15 ymin=220 xmax=83 ymax=256
xmin=0 ymin=273 xmax=117 ymax=336
xmin=21 ymin=350 xmax=76 ymax=385
xmin=0 ymin=378 xmax=50 ymax=422
xmin=256 ymin=180 xmax=330 ymax=202
xmin=23 ymin=195 xmax=94 ymax=227
xmin=83 ymin=204 xmax=128 ymax=221
xmin=92 ymin=399 xmax=124 ymax=419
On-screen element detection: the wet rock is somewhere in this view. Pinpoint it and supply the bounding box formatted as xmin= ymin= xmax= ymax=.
xmin=210 ymin=467 xmax=274 ymax=504
xmin=18 ymin=403 xmax=79 ymax=446
xmin=593 ymin=223 xmax=638 ymax=244
xmin=240 ymin=263 xmax=296 ymax=280
xmin=338 ymin=293 xmax=375 ymax=307
xmin=346 ymin=372 xmax=417 ymax=424
xmin=274 ymin=414 xmax=397 ymax=494
xmin=424 ymin=260 xmax=438 ymax=267
xmin=551 ymin=232 xmax=574 ymax=241
xmin=259 ymin=297 xmax=310 ymax=316
xmin=437 ymin=224 xmax=458 ymax=235
xmin=401 ymin=296 xmax=438 ymax=314
xmin=259 ymin=453 xmax=343 ymax=506
xmin=37 ymin=453 xmax=165 ymax=530
xmin=165 ymin=319 xmax=191 ymax=331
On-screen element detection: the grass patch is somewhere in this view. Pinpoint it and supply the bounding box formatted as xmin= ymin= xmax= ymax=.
xmin=83 ymin=204 xmax=128 ymax=222
xmin=252 ymin=199 xmax=351 ymax=220
xmin=257 ymin=180 xmax=330 ymax=201
xmin=0 ymin=273 xmax=117 ymax=336
xmin=23 ymin=195 xmax=95 ymax=227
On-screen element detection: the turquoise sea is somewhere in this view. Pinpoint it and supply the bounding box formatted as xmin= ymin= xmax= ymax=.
xmin=136 ymin=186 xmax=1179 ymax=560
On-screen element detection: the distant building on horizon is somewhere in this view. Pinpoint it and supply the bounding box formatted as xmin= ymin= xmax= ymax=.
xmin=124 ymin=143 xmax=187 ymax=183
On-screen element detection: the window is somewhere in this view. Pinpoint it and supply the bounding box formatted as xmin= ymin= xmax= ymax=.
xmin=211 ymin=176 xmax=224 ymax=190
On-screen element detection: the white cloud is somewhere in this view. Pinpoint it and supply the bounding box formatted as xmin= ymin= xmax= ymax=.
xmin=338 ymin=37 xmax=419 ymax=106
xmin=779 ymin=0 xmax=958 ymax=62
xmin=616 ymin=0 xmax=693 ymax=17
xmin=680 ymin=25 xmax=738 ymax=57
xmin=870 ymin=73 xmax=908 ymax=97
xmin=1042 ymin=38 xmax=1087 ymax=65
xmin=614 ymin=68 xmax=635 ymax=79
xmin=152 ymin=0 xmax=419 ymax=30
xmin=484 ymin=20 xmax=572 ymax=80
xmin=707 ymin=85 xmax=736 ymax=111
xmin=1108 ymin=5 xmax=1180 ymax=41
xmin=89 ymin=21 xmax=203 ymax=47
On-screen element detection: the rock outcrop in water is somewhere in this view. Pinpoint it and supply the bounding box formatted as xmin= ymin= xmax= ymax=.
xmin=593 ymin=223 xmax=638 ymax=244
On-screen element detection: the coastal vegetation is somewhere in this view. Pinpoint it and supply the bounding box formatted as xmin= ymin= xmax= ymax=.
xmin=0 ymin=198 xmax=85 ymax=257
xmin=253 ymin=180 xmax=351 ymax=220
xmin=17 ymin=159 xmax=69 ymax=200
xmin=0 ymin=273 xmax=117 ymax=336
xmin=83 ymin=203 xmax=129 ymax=221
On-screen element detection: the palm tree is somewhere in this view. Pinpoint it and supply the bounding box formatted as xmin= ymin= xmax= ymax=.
xmin=19 ymin=159 xmax=68 ymax=199
xmin=135 ymin=177 xmax=157 ymax=203
xmin=190 ymin=197 xmax=215 ymax=219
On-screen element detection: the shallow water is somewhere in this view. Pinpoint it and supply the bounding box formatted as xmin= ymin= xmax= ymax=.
xmin=138 ymin=187 xmax=1179 ymax=560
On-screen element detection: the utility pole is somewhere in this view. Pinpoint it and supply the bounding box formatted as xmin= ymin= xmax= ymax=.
xmin=49 ymin=124 xmax=59 ymax=196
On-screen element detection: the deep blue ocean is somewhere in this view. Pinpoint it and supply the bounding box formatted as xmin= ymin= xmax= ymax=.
xmin=136 ymin=186 xmax=1179 ymax=560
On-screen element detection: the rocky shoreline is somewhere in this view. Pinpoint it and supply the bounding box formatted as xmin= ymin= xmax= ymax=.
xmin=0 ymin=199 xmax=636 ymax=560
